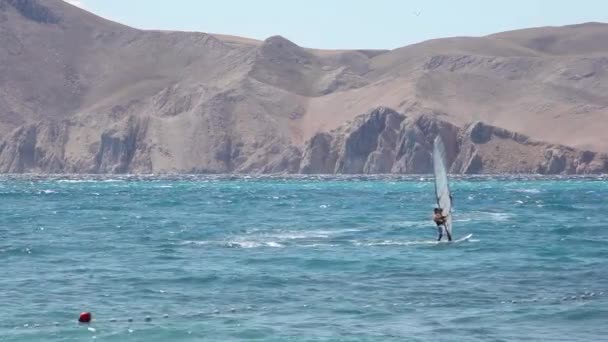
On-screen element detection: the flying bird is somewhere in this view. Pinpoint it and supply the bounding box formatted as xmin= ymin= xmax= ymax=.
xmin=413 ymin=10 xmax=422 ymax=17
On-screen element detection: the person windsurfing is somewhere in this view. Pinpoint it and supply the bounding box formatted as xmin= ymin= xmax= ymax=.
xmin=433 ymin=207 xmax=452 ymax=241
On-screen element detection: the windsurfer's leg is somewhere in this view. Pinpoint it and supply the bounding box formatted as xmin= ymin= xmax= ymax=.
xmin=437 ymin=226 xmax=443 ymax=241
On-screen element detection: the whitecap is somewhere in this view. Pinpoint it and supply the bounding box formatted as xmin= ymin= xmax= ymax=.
xmin=486 ymin=212 xmax=513 ymax=221
xmin=352 ymin=239 xmax=438 ymax=246
xmin=180 ymin=240 xmax=214 ymax=246
xmin=512 ymin=188 xmax=541 ymax=194
xmin=314 ymin=228 xmax=362 ymax=236
xmin=269 ymin=231 xmax=330 ymax=240
xmin=301 ymin=243 xmax=339 ymax=247
xmin=226 ymin=241 xmax=262 ymax=248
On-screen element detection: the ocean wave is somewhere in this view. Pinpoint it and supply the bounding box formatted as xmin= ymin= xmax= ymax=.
xmin=251 ymin=228 xmax=362 ymax=241
xmin=512 ymin=188 xmax=542 ymax=194
xmin=184 ymin=228 xmax=355 ymax=249
xmin=463 ymin=211 xmax=513 ymax=222
xmin=181 ymin=240 xmax=284 ymax=248
xmin=489 ymin=213 xmax=513 ymax=221
xmin=299 ymin=243 xmax=340 ymax=247
xmin=38 ymin=190 xmax=57 ymax=194
xmin=180 ymin=240 xmax=214 ymax=246
xmin=1 ymin=174 xmax=607 ymax=184
xmin=352 ymin=240 xmax=436 ymax=246
xmin=225 ymin=241 xmax=284 ymax=248
xmin=56 ymin=179 xmax=93 ymax=183
xmin=267 ymin=233 xmax=329 ymax=240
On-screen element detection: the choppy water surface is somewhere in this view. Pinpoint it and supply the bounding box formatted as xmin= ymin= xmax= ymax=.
xmin=1 ymin=175 xmax=607 ymax=341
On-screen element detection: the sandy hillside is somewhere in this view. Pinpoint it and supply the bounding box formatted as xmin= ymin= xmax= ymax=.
xmin=0 ymin=0 xmax=606 ymax=173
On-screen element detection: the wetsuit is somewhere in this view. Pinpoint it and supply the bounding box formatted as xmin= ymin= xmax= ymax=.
xmin=434 ymin=214 xmax=452 ymax=241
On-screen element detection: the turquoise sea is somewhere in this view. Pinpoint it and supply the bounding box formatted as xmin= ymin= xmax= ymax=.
xmin=1 ymin=175 xmax=607 ymax=341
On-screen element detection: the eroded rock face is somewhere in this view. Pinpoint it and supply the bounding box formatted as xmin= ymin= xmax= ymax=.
xmin=299 ymin=133 xmax=335 ymax=174
xmin=94 ymin=116 xmax=151 ymax=173
xmin=0 ymin=121 xmax=67 ymax=173
xmin=1 ymin=105 xmax=607 ymax=174
xmin=3 ymin=0 xmax=61 ymax=24
xmin=336 ymin=107 xmax=404 ymax=174
xmin=300 ymin=107 xmax=405 ymax=174
xmin=391 ymin=114 xmax=460 ymax=174
xmin=299 ymin=107 xmax=608 ymax=175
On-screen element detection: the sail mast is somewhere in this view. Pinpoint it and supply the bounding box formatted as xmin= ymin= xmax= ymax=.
xmin=432 ymin=135 xmax=453 ymax=235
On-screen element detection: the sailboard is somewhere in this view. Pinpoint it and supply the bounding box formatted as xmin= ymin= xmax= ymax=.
xmin=435 ymin=233 xmax=473 ymax=244
xmin=454 ymin=233 xmax=473 ymax=242
xmin=432 ymin=135 xmax=454 ymax=237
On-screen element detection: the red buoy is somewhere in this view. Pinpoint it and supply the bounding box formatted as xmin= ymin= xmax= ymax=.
xmin=79 ymin=312 xmax=92 ymax=323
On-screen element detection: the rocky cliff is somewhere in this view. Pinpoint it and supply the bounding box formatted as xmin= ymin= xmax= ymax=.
xmin=300 ymin=107 xmax=608 ymax=174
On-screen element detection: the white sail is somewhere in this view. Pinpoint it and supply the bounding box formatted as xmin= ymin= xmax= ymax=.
xmin=432 ymin=135 xmax=452 ymax=235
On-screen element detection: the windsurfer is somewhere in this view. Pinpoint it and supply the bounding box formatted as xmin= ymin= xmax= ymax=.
xmin=433 ymin=208 xmax=452 ymax=241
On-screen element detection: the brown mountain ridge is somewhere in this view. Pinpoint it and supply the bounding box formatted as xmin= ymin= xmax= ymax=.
xmin=0 ymin=0 xmax=607 ymax=174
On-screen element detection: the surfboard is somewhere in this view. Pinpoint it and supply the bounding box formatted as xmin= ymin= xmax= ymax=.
xmin=452 ymin=233 xmax=473 ymax=243
xmin=433 ymin=233 xmax=473 ymax=244
xmin=427 ymin=233 xmax=474 ymax=246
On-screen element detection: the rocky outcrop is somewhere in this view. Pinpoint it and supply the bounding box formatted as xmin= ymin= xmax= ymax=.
xmin=391 ymin=113 xmax=460 ymax=173
xmin=0 ymin=121 xmax=67 ymax=173
xmin=94 ymin=116 xmax=151 ymax=173
xmin=299 ymin=133 xmax=336 ymax=174
xmin=1 ymin=105 xmax=606 ymax=174
xmin=2 ymin=0 xmax=61 ymax=24
xmin=299 ymin=107 xmax=608 ymax=175
xmin=299 ymin=107 xmax=404 ymax=174
xmin=0 ymin=116 xmax=151 ymax=173
xmin=451 ymin=121 xmax=608 ymax=174
xmin=0 ymin=113 xmax=299 ymax=174
xmin=299 ymin=109 xmax=460 ymax=174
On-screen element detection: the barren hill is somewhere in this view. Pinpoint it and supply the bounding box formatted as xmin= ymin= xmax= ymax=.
xmin=0 ymin=0 xmax=606 ymax=174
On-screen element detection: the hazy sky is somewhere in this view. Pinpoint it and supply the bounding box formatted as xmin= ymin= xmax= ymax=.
xmin=66 ymin=0 xmax=608 ymax=49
